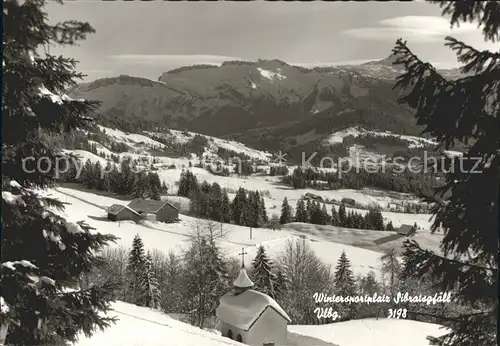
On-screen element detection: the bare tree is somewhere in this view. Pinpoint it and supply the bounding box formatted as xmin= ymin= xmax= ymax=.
xmin=276 ymin=239 xmax=334 ymax=324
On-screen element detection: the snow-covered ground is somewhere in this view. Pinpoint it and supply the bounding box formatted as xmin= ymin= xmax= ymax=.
xmin=50 ymin=187 xmax=387 ymax=279
xmin=62 ymin=125 xmax=436 ymax=231
xmin=73 ymin=301 xmax=240 ymax=346
xmin=98 ymin=125 xmax=167 ymax=150
xmin=290 ymin=318 xmax=449 ymax=346
xmin=72 ymin=302 xmax=448 ymax=346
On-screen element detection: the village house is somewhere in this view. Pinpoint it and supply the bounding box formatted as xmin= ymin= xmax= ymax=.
xmin=106 ymin=199 xmax=179 ymax=223
xmin=397 ymin=224 xmax=417 ymax=237
xmin=216 ymin=266 xmax=291 ymax=346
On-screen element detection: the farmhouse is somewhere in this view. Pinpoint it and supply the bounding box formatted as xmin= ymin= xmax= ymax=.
xmin=107 ymin=204 xmax=141 ymax=222
xmin=397 ymin=224 xmax=417 ymax=237
xmin=127 ymin=198 xmax=179 ymax=223
xmin=216 ymin=267 xmax=291 ymax=346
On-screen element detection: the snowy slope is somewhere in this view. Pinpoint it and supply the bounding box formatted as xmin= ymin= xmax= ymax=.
xmin=98 ymin=125 xmax=167 ymax=150
xmin=290 ymin=318 xmax=449 ymax=346
xmin=146 ymin=128 xmax=272 ymax=162
xmin=73 ymin=301 xmax=240 ymax=346
xmin=49 ymin=187 xmax=386 ymax=279
xmin=323 ymin=126 xmax=437 ymax=149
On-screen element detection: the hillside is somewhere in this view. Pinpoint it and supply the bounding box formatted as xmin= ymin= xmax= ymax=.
xmin=67 ymin=58 xmax=431 ymax=151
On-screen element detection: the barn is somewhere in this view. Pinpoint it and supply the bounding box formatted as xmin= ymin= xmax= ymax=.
xmin=397 ymin=224 xmax=417 ymax=237
xmin=107 ymin=204 xmax=141 ymax=222
xmin=216 ymin=268 xmax=291 ymax=345
xmin=127 ymin=199 xmax=179 ymax=223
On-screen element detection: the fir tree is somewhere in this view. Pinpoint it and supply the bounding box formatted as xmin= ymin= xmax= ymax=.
xmin=309 ymin=202 xmax=323 ymax=225
xmin=321 ymin=204 xmax=331 ymax=225
xmin=93 ymin=161 xmax=105 ymax=191
xmin=331 ymin=205 xmax=340 ymax=226
xmin=231 ymin=187 xmax=247 ymax=225
xmin=127 ymin=235 xmax=147 ymax=305
xmin=140 ymin=252 xmax=161 ymax=310
xmin=251 ymin=246 xmax=278 ymax=298
xmin=393 ymin=3 xmax=498 ymax=344
xmin=294 ymin=199 xmax=309 ymax=223
xmin=148 ymin=173 xmax=162 ymax=200
xmin=260 ymin=196 xmax=268 ymax=224
xmin=386 ymin=221 xmax=395 ymax=232
xmin=2 ymin=1 xmax=117 ymax=343
xmin=305 ymin=199 xmax=314 ymax=222
xmin=133 ymin=171 xmax=150 ymax=199
xmin=220 ymin=191 xmax=231 ymax=223
xmin=274 ymin=269 xmax=289 ymax=300
xmin=279 ymin=197 xmax=293 ymax=224
xmin=177 ymin=170 xmax=198 ymax=198
xmin=380 ymin=248 xmax=401 ymax=297
xmin=338 ymin=204 xmax=347 ymax=227
xmin=333 ymin=251 xmax=358 ymax=320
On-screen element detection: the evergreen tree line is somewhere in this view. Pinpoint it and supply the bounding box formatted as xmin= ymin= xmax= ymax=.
xmin=63 ymin=159 xmax=168 ymax=199
xmin=283 ymin=166 xmax=439 ymax=197
xmin=280 ymin=198 xmax=391 ymax=231
xmin=178 ymin=170 xmax=270 ymax=228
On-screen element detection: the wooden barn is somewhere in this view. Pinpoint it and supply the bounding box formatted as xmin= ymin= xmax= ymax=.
xmin=127 ymin=198 xmax=179 ymax=223
xmin=397 ymin=224 xmax=417 ymax=237
xmin=107 ymin=204 xmax=141 ymax=222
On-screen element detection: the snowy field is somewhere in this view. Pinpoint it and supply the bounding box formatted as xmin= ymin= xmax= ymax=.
xmin=50 ymin=187 xmax=387 ymax=279
xmin=73 ymin=301 xmax=241 ymax=346
xmin=289 ymin=319 xmax=449 ymax=346
xmin=72 ymin=301 xmax=447 ymax=346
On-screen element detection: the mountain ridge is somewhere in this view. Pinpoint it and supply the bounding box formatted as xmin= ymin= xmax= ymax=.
xmin=68 ymin=58 xmax=461 ymax=152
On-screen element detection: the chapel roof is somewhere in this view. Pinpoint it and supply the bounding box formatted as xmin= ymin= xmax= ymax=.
xmin=216 ymin=289 xmax=291 ymax=331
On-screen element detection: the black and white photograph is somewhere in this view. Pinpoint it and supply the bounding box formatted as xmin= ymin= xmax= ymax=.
xmin=1 ymin=0 xmax=498 ymax=345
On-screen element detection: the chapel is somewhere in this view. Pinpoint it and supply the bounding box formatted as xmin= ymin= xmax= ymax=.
xmin=216 ymin=260 xmax=291 ymax=346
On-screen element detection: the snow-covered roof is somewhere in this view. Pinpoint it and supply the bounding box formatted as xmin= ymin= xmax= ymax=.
xmin=233 ymin=268 xmax=254 ymax=288
xmin=216 ymin=289 xmax=291 ymax=331
xmin=107 ymin=204 xmax=141 ymax=216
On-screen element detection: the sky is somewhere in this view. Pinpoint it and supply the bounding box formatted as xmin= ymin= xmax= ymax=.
xmin=45 ymin=0 xmax=499 ymax=82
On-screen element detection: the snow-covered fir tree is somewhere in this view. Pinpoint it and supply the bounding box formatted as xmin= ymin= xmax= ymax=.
xmin=294 ymin=199 xmax=309 ymax=223
xmin=279 ymin=197 xmax=293 ymax=224
xmin=127 ymin=235 xmax=147 ymax=305
xmin=380 ymin=248 xmax=401 ymax=297
xmin=331 ymin=205 xmax=340 ymax=226
xmin=251 ymin=246 xmax=278 ymax=298
xmin=140 ymin=252 xmax=162 ymax=310
xmin=333 ymin=251 xmax=358 ymax=320
xmin=2 ymin=0 xmax=117 ymax=343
